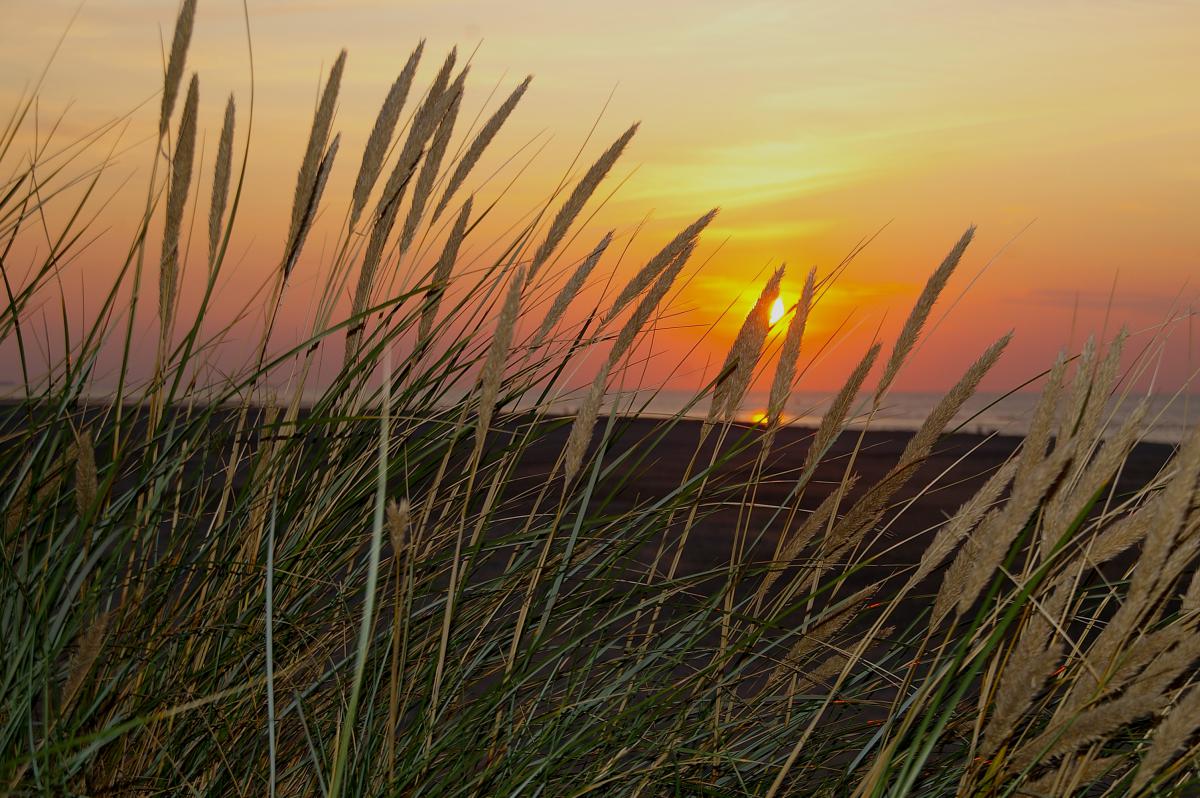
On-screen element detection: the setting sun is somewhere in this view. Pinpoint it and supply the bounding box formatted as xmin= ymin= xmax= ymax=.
xmin=4 ymin=2 xmax=1200 ymax=792
xmin=769 ymin=296 xmax=786 ymax=326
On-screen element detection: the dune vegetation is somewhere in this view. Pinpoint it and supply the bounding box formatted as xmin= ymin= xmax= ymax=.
xmin=3 ymin=2 xmax=1200 ymax=795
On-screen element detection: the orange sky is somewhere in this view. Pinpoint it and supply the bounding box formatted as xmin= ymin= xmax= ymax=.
xmin=2 ymin=0 xmax=1197 ymax=394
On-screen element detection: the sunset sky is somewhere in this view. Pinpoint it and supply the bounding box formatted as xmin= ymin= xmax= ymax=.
xmin=2 ymin=0 xmax=1197 ymax=394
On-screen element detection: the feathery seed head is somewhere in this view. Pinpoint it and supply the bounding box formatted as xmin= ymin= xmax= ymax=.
xmin=805 ymin=343 xmax=881 ymax=474
xmin=877 ymin=225 xmax=975 ymax=400
xmin=767 ymin=266 xmax=816 ymax=428
xmin=387 ymin=498 xmax=410 ymax=552
xmin=474 ymin=266 xmax=524 ymax=457
xmin=534 ymin=230 xmax=613 ymax=347
xmin=74 ymin=428 xmax=97 ymax=518
xmin=825 ymin=332 xmax=1012 ymax=561
xmin=529 ymin=122 xmax=639 ymax=280
xmin=563 ymin=233 xmax=697 ymax=481
xmin=564 ymin=364 xmax=611 ymax=484
xmin=364 ymin=48 xmax=458 ymax=259
xmin=350 ymin=41 xmax=425 ymax=227
xmin=160 ymin=73 xmax=199 ymax=331
xmin=609 ymin=238 xmax=695 ymax=368
xmin=284 ymin=133 xmax=340 ymax=279
xmin=606 ymin=208 xmax=717 ymax=322
xmin=708 ymin=266 xmax=784 ymax=425
xmin=208 ymin=94 xmax=235 ymax=270
xmin=158 ymin=0 xmax=197 ymax=135
xmin=417 ymin=197 xmax=473 ymax=343
xmin=285 ymin=50 xmax=346 ymax=273
xmin=400 ymin=67 xmax=469 ymax=255
xmin=1132 ymin=683 xmax=1200 ymax=792
xmin=63 ymin=611 xmax=110 ymax=712
xmin=432 ymin=74 xmax=532 ymax=224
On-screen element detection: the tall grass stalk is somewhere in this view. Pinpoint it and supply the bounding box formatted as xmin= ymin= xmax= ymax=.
xmin=2 ymin=14 xmax=1199 ymax=798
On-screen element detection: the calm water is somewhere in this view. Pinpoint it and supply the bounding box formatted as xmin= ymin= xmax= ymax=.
xmin=543 ymin=390 xmax=1198 ymax=444
xmin=12 ymin=382 xmax=1192 ymax=444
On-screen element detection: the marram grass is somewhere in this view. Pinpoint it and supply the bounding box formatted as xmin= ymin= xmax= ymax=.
xmin=2 ymin=4 xmax=1199 ymax=796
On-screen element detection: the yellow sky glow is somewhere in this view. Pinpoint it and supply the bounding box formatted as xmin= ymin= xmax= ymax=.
xmin=1 ymin=0 xmax=1197 ymax=392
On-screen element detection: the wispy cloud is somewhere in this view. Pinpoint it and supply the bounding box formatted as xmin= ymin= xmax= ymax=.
xmin=623 ymin=140 xmax=862 ymax=209
xmin=1018 ymin=288 xmax=1196 ymax=313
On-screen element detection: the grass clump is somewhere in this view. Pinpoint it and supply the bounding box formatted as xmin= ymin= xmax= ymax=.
xmin=2 ymin=4 xmax=1199 ymax=796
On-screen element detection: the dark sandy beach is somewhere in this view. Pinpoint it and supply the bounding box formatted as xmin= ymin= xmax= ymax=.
xmin=505 ymin=416 xmax=1175 ymax=584
xmin=2 ymin=402 xmax=1175 ymax=578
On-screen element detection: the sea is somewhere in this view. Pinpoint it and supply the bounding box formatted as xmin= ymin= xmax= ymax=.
xmin=9 ymin=381 xmax=1193 ymax=445
xmin=539 ymin=389 xmax=1198 ymax=445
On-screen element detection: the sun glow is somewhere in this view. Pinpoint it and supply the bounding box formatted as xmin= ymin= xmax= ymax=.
xmin=769 ymin=296 xmax=786 ymax=326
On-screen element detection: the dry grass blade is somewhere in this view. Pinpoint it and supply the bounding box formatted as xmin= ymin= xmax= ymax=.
xmin=1039 ymin=400 xmax=1145 ymax=556
xmin=417 ymin=197 xmax=473 ymax=343
xmin=933 ymin=443 xmax=1075 ymax=625
xmin=529 ymin=123 xmax=639 ymax=280
xmin=350 ymin=41 xmax=424 ymax=228
xmin=475 ymin=267 xmax=524 ymax=458
xmin=564 ymin=237 xmax=695 ymax=482
xmin=1025 ymin=756 xmax=1123 ymax=797
xmin=876 ymin=226 xmax=974 ymax=400
xmin=158 ymin=0 xmax=197 ymax=135
xmin=605 ymin=208 xmax=717 ymax=322
xmin=284 ymin=133 xmax=339 ymax=280
xmin=757 ymin=475 xmax=860 ymax=605
xmin=982 ymin=586 xmax=1071 ymax=756
xmin=767 ymin=267 xmax=816 ymax=428
xmin=208 ymin=94 xmax=235 ymax=270
xmin=1132 ymin=682 xmax=1200 ymax=793
xmin=386 ymin=492 xmax=413 ymax=783
xmin=608 ymin=238 xmax=693 ymax=367
xmin=160 ymin=73 xmax=198 ymax=332
xmin=1011 ymin=669 xmax=1176 ymax=773
xmin=769 ymin=585 xmax=875 ymax=686
xmin=533 ymin=230 xmax=612 ymax=347
xmin=4 ymin=473 xmax=30 ymax=538
xmin=400 ymin=67 xmax=468 ymax=256
xmin=823 ymin=333 xmax=1012 ymax=557
xmin=909 ymin=458 xmax=1017 ymax=590
xmin=707 ymin=267 xmax=784 ymax=425
xmin=284 ymin=50 xmax=346 ymax=276
xmin=432 ymin=74 xmax=532 ymax=224
xmin=803 ymin=343 xmax=881 ymax=476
